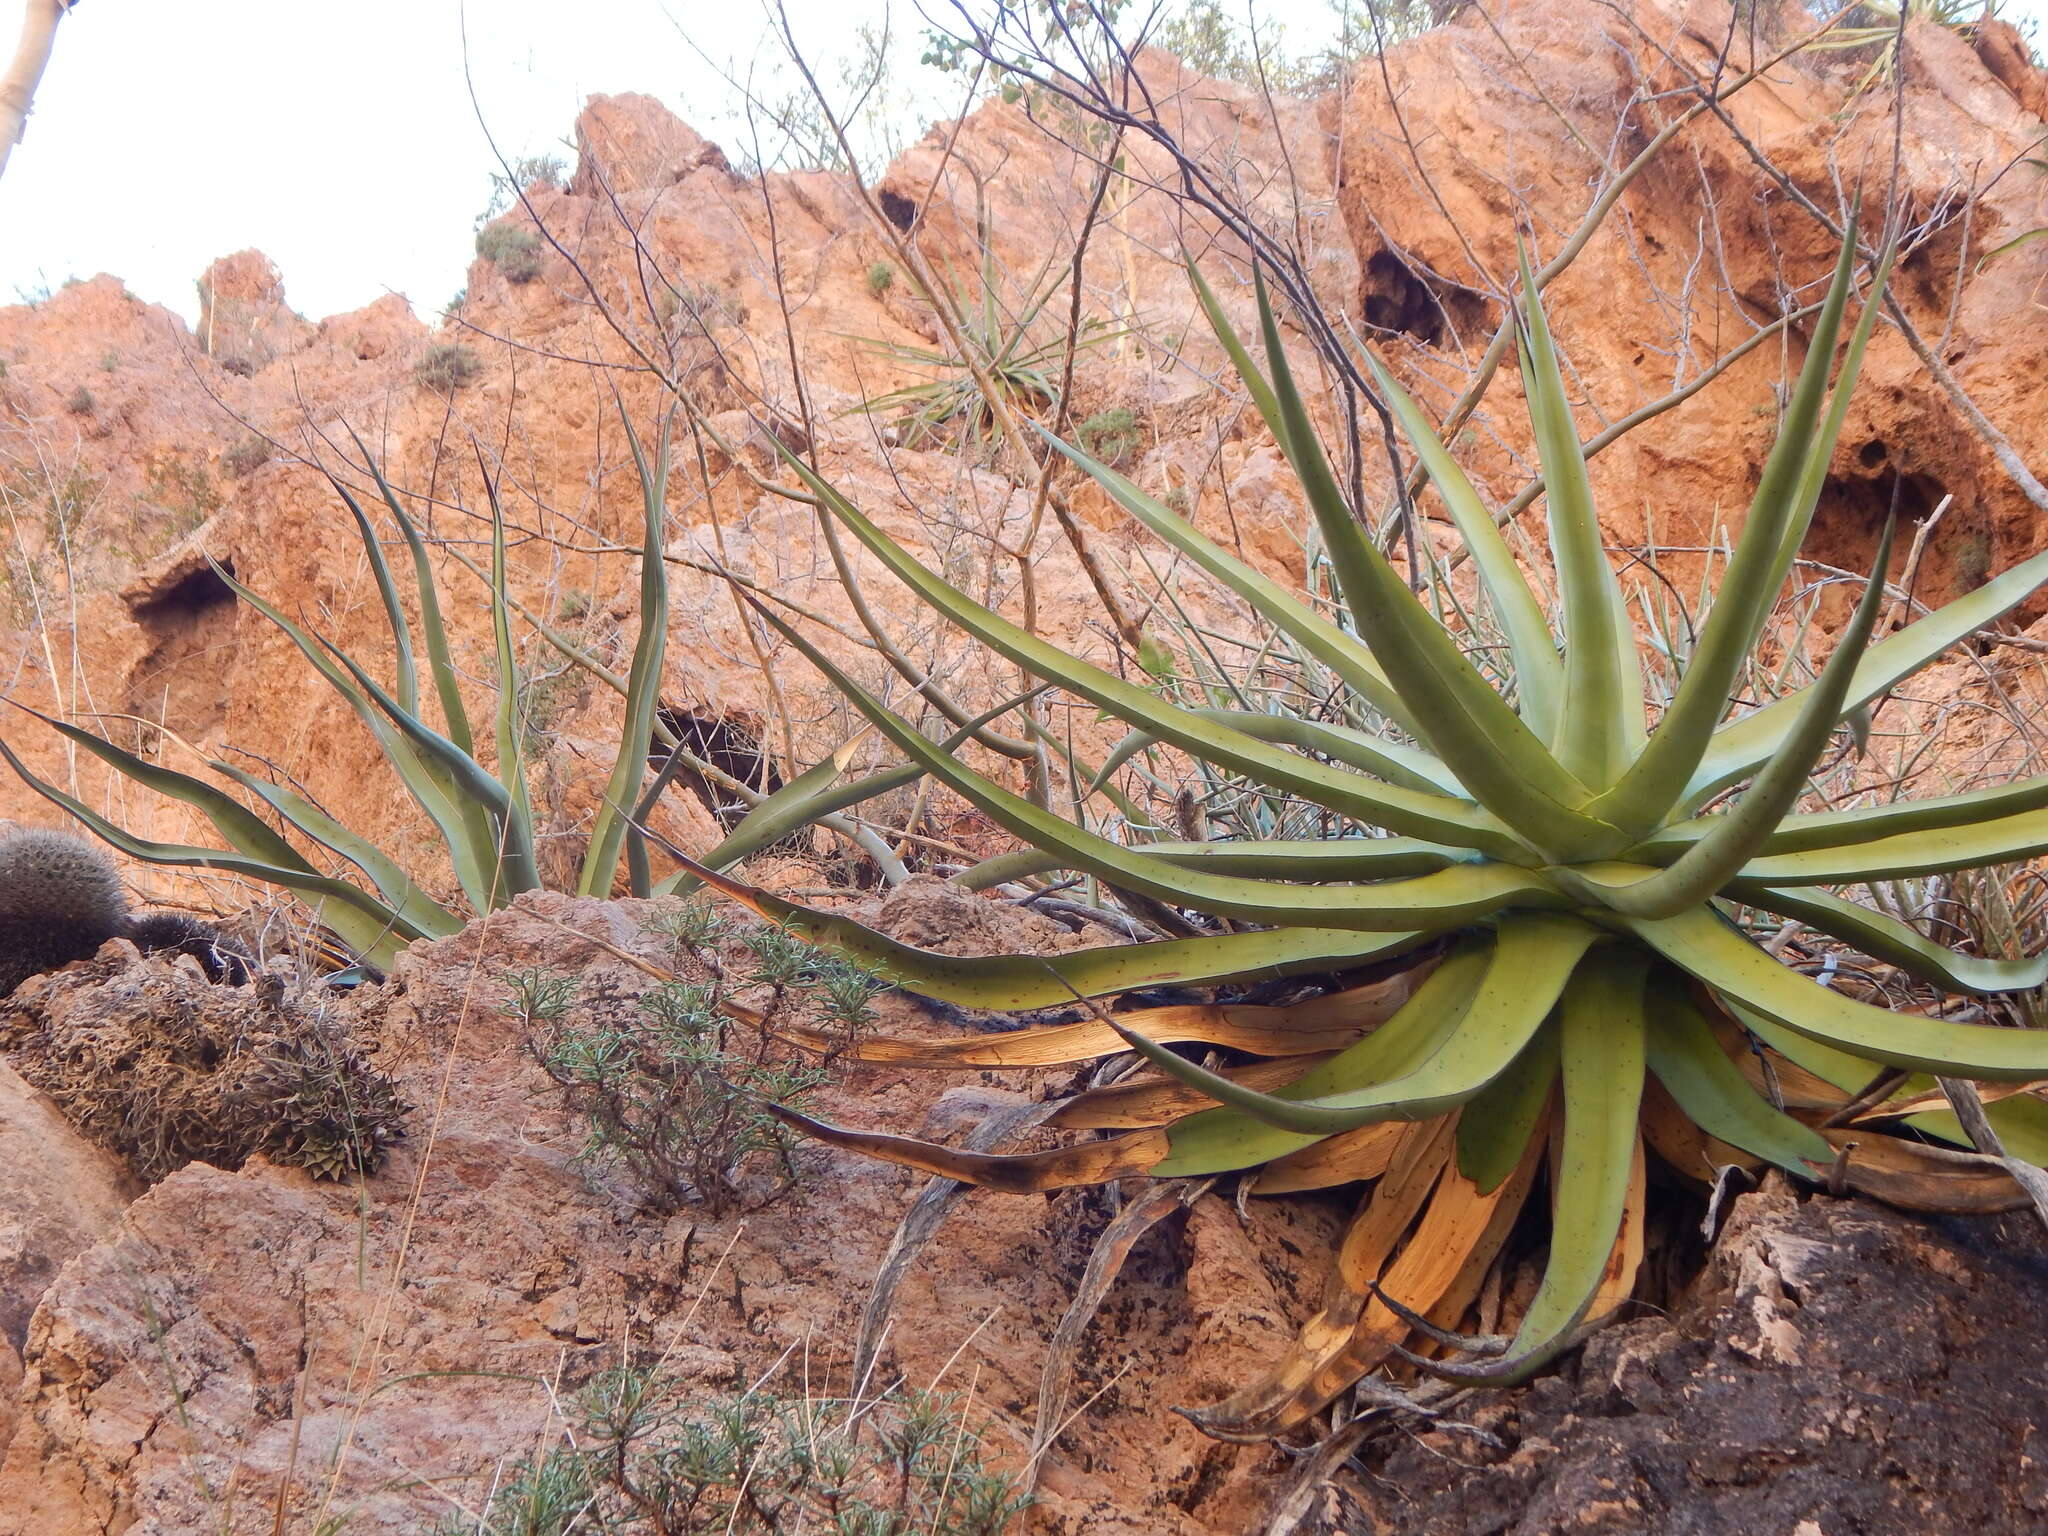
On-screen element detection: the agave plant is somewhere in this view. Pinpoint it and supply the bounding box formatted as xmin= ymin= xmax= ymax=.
xmin=668 ymin=227 xmax=2048 ymax=1437
xmin=0 ymin=423 xmax=674 ymax=970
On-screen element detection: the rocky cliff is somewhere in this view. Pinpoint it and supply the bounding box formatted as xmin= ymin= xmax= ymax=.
xmin=1 ymin=0 xmax=2047 ymax=1530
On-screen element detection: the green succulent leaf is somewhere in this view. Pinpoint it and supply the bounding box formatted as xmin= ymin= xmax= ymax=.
xmin=1362 ymin=346 xmax=1563 ymax=740
xmin=671 ymin=854 xmax=1434 ymax=1009
xmin=1253 ymin=273 xmax=1616 ymax=857
xmin=1126 ymin=915 xmax=1600 ymax=1140
xmin=322 ymin=639 xmax=541 ymax=903
xmin=580 ymin=411 xmax=671 ymax=897
xmin=745 ymin=594 xmax=1556 ymax=931
xmin=1626 ymin=906 xmax=2048 ymax=1080
xmin=1455 ymin=1022 xmax=1560 ymax=1195
xmin=783 ymin=448 xmax=1515 ymax=853
xmin=210 ymin=556 xmax=497 ymax=912
xmin=1156 ymin=940 xmax=1497 ymax=1174
xmin=1513 ymin=243 xmax=1643 ymax=781
xmin=485 ymin=470 xmax=539 ymax=886
xmin=951 ymin=836 xmax=1469 ymax=884
xmin=0 ymin=734 xmax=422 ymax=969
xmin=1689 ymin=538 xmax=2048 ymax=807
xmin=1596 ymin=234 xmax=1877 ymax=829
xmin=345 ymin=426 xmax=477 ymax=757
xmin=1734 ymin=805 xmax=2048 ymax=886
xmin=1643 ymin=970 xmax=1832 ymax=1176
xmin=1435 ymin=947 xmax=1646 ymax=1385
xmin=1730 ymin=883 xmax=2048 ymax=995
xmin=1578 ymin=514 xmax=1896 ymax=920
xmin=1041 ymin=427 xmax=1420 ymax=736
xmin=209 ymin=761 xmax=462 ymax=939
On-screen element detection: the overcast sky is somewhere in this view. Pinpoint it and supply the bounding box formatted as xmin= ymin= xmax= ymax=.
xmin=1 ymin=1 xmax=2042 ymax=328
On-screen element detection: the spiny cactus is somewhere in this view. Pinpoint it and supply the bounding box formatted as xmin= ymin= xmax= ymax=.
xmin=0 ymin=827 xmax=251 ymax=996
xmin=0 ymin=828 xmax=132 ymax=996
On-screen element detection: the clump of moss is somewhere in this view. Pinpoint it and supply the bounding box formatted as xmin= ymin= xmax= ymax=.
xmin=220 ymin=434 xmax=273 ymax=478
xmin=477 ymin=223 xmax=546 ymax=284
xmin=0 ymin=950 xmax=406 ymax=1183
xmin=415 ymin=342 xmax=484 ymax=394
xmin=1076 ymin=405 xmax=1143 ymax=469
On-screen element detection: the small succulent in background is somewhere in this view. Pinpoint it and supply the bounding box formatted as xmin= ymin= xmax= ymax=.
xmin=0 ymin=418 xmax=674 ymax=972
xmin=674 ymin=232 xmax=2048 ymax=1435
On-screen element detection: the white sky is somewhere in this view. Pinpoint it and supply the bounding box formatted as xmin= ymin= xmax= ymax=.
xmin=1 ymin=1 xmax=2042 ymax=328
xmin=1 ymin=0 xmax=975 ymax=322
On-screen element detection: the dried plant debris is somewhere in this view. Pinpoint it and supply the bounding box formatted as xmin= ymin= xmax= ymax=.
xmin=0 ymin=946 xmax=405 ymax=1183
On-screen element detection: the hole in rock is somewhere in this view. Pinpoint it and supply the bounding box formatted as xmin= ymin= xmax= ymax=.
xmin=651 ymin=706 xmax=784 ymax=832
xmin=123 ymin=558 xmax=238 ymax=740
xmin=1361 ymin=249 xmax=1489 ymax=347
xmin=877 ymin=188 xmax=917 ymax=233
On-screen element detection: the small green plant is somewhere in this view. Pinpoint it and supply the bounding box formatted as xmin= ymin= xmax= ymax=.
xmin=682 ymin=235 xmax=2048 ymax=1437
xmin=475 ymin=152 xmax=568 ymax=227
xmin=530 ymin=970 xmax=827 ymax=1215
xmin=855 ymin=249 xmax=1119 ymax=447
xmin=220 ymin=434 xmax=272 ymax=478
xmin=1075 ymin=405 xmax=1142 ymax=470
xmin=442 ymin=1366 xmax=1028 ymax=1536
xmin=476 ymin=222 xmax=545 ymax=284
xmin=500 ymin=966 xmax=580 ymax=1030
xmin=145 ymin=458 xmax=221 ymax=530
xmin=97 ymin=349 xmax=119 ymax=372
xmin=414 ymin=343 xmax=484 ymax=393
xmin=643 ymin=896 xmax=727 ymax=966
xmin=0 ymin=421 xmax=675 ymax=971
xmin=63 ymin=384 xmax=93 ymax=415
xmin=867 ymin=259 xmax=896 ymax=296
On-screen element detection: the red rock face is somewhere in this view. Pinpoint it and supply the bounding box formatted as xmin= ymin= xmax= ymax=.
xmin=569 ymin=91 xmax=734 ymax=194
xmin=0 ymin=7 xmax=2045 ymax=1527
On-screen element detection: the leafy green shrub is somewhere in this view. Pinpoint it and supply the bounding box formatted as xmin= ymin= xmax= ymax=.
xmin=686 ymin=236 xmax=2048 ymax=1435
xmin=519 ymin=937 xmax=853 ymax=1214
xmin=220 ymin=434 xmax=272 ymax=478
xmin=476 ymin=222 xmax=545 ymax=284
xmin=414 ymin=343 xmax=483 ymax=393
xmin=443 ymin=1366 xmax=1028 ymax=1536
xmin=1075 ymin=405 xmax=1142 ymax=470
xmin=867 ymin=259 xmax=896 ymax=296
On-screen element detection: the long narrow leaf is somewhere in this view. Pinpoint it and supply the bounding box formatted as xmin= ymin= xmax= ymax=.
xmin=1730 ymin=883 xmax=2048 ymax=995
xmin=1254 ymin=273 xmax=1613 ymax=856
xmin=1514 ymin=245 xmax=1641 ymax=779
xmin=1595 ymin=236 xmax=1873 ymax=827
xmin=1580 ymin=516 xmax=1894 ymax=919
xmin=1121 ymin=915 xmax=1599 ymax=1140
xmin=1627 ymin=905 xmax=2048 ymax=1079
xmin=741 ymin=592 xmax=1555 ymax=931
xmin=1363 ymin=347 xmax=1563 ymax=739
xmin=672 ymin=853 xmax=1433 ymax=1008
xmin=212 ymin=556 xmax=496 ymax=912
xmin=0 ymin=735 xmax=422 ymax=968
xmin=345 ymin=426 xmax=476 ymax=755
xmin=779 ymin=449 xmax=1519 ymax=854
xmin=1644 ymin=970 xmax=1832 ymax=1175
xmin=580 ymin=412 xmax=671 ymax=896
xmin=1429 ymin=948 xmax=1646 ymax=1384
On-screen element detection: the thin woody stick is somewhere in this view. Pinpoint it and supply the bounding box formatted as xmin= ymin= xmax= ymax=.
xmin=0 ymin=0 xmax=77 ymax=183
